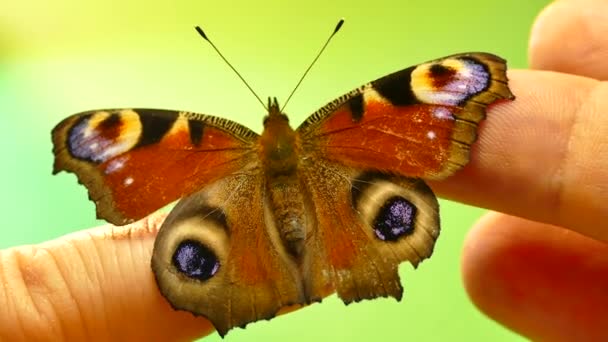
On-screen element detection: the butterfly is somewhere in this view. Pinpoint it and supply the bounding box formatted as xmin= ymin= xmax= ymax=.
xmin=52 ymin=50 xmax=513 ymax=336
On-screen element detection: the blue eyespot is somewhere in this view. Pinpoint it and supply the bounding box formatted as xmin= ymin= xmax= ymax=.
xmin=373 ymin=196 xmax=416 ymax=241
xmin=172 ymin=240 xmax=219 ymax=281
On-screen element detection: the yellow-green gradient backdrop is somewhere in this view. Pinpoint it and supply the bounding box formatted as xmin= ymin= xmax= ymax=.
xmin=1 ymin=0 xmax=549 ymax=340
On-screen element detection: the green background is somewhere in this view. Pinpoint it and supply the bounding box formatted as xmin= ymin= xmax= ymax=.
xmin=1 ymin=0 xmax=548 ymax=340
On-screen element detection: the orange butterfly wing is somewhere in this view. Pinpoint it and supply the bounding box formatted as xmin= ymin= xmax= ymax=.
xmin=298 ymin=53 xmax=514 ymax=180
xmin=52 ymin=109 xmax=259 ymax=225
xmin=295 ymin=53 xmax=514 ymax=304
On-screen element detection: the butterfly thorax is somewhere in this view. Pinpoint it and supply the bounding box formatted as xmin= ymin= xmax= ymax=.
xmin=260 ymin=101 xmax=299 ymax=176
xmin=259 ymin=98 xmax=306 ymax=257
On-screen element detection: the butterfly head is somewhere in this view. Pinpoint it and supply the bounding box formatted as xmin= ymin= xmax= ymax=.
xmin=263 ymin=97 xmax=289 ymax=125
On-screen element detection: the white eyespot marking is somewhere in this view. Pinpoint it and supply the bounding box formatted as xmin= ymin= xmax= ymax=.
xmin=410 ymin=58 xmax=490 ymax=106
xmin=156 ymin=214 xmax=230 ymax=277
xmin=427 ymin=131 xmax=436 ymax=140
xmin=124 ymin=177 xmax=134 ymax=186
xmin=68 ymin=110 xmax=143 ymax=163
xmin=433 ymin=107 xmax=454 ymax=120
xmin=353 ymin=177 xmax=439 ymax=250
xmin=105 ymin=156 xmax=129 ymax=174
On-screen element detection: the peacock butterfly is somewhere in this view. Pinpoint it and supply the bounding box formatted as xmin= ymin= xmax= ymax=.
xmin=51 ymin=22 xmax=514 ymax=336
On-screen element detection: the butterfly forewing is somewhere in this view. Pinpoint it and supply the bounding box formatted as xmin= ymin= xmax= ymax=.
xmin=52 ymin=109 xmax=259 ymax=225
xmin=297 ymin=52 xmax=514 ymax=180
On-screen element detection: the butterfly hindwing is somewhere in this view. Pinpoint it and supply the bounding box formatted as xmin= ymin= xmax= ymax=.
xmin=52 ymin=109 xmax=259 ymax=225
xmin=298 ymin=53 xmax=514 ymax=180
xmin=299 ymin=159 xmax=440 ymax=303
xmin=151 ymin=172 xmax=305 ymax=337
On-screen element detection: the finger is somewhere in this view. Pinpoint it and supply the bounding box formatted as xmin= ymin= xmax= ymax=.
xmin=0 ymin=213 xmax=214 ymax=341
xmin=431 ymin=69 xmax=608 ymax=242
xmin=462 ymin=212 xmax=608 ymax=342
xmin=529 ymin=0 xmax=608 ymax=79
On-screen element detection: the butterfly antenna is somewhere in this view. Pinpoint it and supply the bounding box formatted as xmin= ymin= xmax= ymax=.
xmin=281 ymin=19 xmax=344 ymax=112
xmin=195 ymin=26 xmax=267 ymax=110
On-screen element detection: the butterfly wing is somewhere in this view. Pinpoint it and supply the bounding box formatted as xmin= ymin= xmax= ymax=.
xmin=299 ymin=159 xmax=439 ymax=303
xmin=152 ymin=172 xmax=305 ymax=337
xmin=52 ymin=109 xmax=259 ymax=225
xmin=297 ymin=52 xmax=514 ymax=180
xmin=295 ymin=53 xmax=513 ymax=303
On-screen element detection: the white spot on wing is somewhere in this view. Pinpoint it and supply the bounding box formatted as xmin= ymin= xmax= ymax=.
xmin=69 ymin=110 xmax=143 ymax=163
xmin=427 ymin=131 xmax=436 ymax=140
xmin=433 ymin=107 xmax=454 ymax=120
xmin=105 ymin=156 xmax=129 ymax=174
xmin=410 ymin=58 xmax=489 ymax=105
xmin=124 ymin=177 xmax=134 ymax=186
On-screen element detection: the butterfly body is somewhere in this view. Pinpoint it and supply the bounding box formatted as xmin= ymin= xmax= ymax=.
xmin=52 ymin=52 xmax=514 ymax=336
xmin=259 ymin=99 xmax=308 ymax=256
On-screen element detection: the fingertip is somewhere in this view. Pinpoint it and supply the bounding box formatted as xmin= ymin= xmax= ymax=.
xmin=529 ymin=0 xmax=608 ymax=79
xmin=462 ymin=212 xmax=608 ymax=341
xmin=431 ymin=69 xmax=608 ymax=242
xmin=528 ymin=0 xmax=559 ymax=66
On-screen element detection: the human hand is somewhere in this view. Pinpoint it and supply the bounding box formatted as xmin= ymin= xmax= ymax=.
xmin=433 ymin=0 xmax=608 ymax=340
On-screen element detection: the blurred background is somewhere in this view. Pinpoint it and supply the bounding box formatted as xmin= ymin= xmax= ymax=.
xmin=1 ymin=0 xmax=549 ymax=340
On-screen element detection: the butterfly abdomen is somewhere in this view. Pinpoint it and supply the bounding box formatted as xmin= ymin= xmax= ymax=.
xmin=267 ymin=176 xmax=307 ymax=257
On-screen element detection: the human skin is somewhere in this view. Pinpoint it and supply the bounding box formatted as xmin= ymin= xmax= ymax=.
xmin=1 ymin=0 xmax=607 ymax=340
xmin=434 ymin=0 xmax=608 ymax=341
